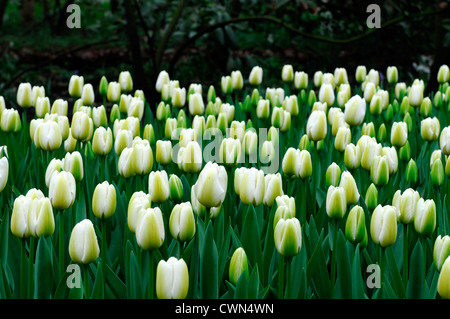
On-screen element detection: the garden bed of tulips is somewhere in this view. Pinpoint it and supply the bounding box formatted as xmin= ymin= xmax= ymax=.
xmin=0 ymin=63 xmax=450 ymax=299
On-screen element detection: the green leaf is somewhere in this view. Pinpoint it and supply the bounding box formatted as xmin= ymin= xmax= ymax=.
xmin=128 ymin=251 xmax=143 ymax=299
xmin=306 ymin=232 xmax=332 ymax=298
xmin=34 ymin=236 xmax=53 ymax=299
xmin=334 ymin=231 xmax=352 ymax=299
xmin=104 ymin=263 xmax=126 ymax=299
xmin=385 ymin=246 xmax=406 ymax=299
xmin=240 ymin=204 xmax=263 ymax=279
xmin=201 ymin=221 xmax=218 ymax=299
xmin=91 ymin=263 xmax=105 ymax=299
xmin=406 ymin=241 xmax=425 ymax=299
xmin=351 ymin=246 xmax=366 ymax=299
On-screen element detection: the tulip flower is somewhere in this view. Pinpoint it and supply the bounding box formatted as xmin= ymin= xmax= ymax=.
xmin=326 ymin=186 xmax=347 ymax=219
xmin=69 ymin=219 xmax=100 ymax=264
xmin=339 ymin=171 xmax=359 ymax=206
xmin=326 ymin=162 xmax=341 ymax=187
xmin=156 ymin=257 xmax=189 ymax=299
xmin=345 ymin=205 xmax=366 ymax=245
xmin=48 ymin=171 xmax=76 ymax=210
xmin=282 ymin=95 xmax=299 ymax=116
xmin=127 ymin=191 xmax=151 ymax=233
xmin=169 ymin=174 xmax=183 ymax=201
xmin=392 ymin=188 xmax=420 ymax=224
xmin=169 ymin=202 xmax=196 ymax=242
xmin=414 ymin=198 xmax=436 ymax=236
xmin=178 ymin=141 xmax=202 ymax=174
xmin=155 ymin=71 xmax=170 ymax=92
xmin=35 ymin=97 xmax=50 ymax=118
xmin=229 ymin=248 xmax=249 ymax=285
xmin=386 ymin=66 xmax=398 ymax=84
xmin=434 ymin=235 xmax=450 ymax=272
xmin=355 ymin=66 xmax=367 ymax=83
xmin=237 ymin=167 xmax=265 ymax=206
xmin=193 ymin=162 xmax=227 ymax=208
xmin=68 ymin=75 xmax=84 ymax=98
xmin=0 ymin=109 xmax=21 ymax=132
xmin=27 ymin=197 xmax=55 ymax=238
xmin=405 ymin=159 xmax=419 ymax=185
xmin=148 ymin=170 xmax=170 ymax=203
xmin=344 ymin=95 xmax=366 ymax=126
xmin=231 ymin=70 xmax=244 ymax=90
xmin=431 ymin=158 xmax=444 ymax=187
xmin=365 ymin=183 xmax=378 ymax=212
xmin=263 ymin=173 xmax=283 ymax=207
xmin=92 ymin=181 xmax=116 ymax=219
xmin=294 ymin=71 xmax=308 ymax=89
xmin=131 ymin=137 xmax=153 ymax=175
xmin=219 ymin=137 xmax=241 ymax=167
xmin=421 ymin=117 xmax=440 ymax=141
xmin=156 ymin=140 xmax=173 ymax=166
xmin=306 ymin=110 xmax=327 ymax=141
xmin=11 ymin=195 xmax=32 ymax=238
xmin=118 ymin=71 xmax=133 ymax=93
xmin=313 ymin=71 xmax=323 ymax=87
xmin=437 ymin=64 xmax=450 ymax=83
xmin=390 ymin=122 xmax=408 ymax=147
xmin=92 ymin=127 xmax=113 ymax=156
xmin=221 ymin=75 xmax=233 ymax=95
xmin=274 ymin=217 xmax=302 ymax=257
xmin=143 ymin=124 xmax=155 ymax=144
xmin=107 ymin=81 xmax=121 ymax=102
xmin=135 ymin=207 xmax=165 ymax=250
xmin=249 ymin=66 xmax=263 ymax=86
xmin=408 ymin=81 xmax=424 ymax=107
xmin=370 ymin=205 xmax=398 ymax=247
xmin=281 ymin=64 xmax=294 ymax=82
xmin=319 ymin=83 xmax=335 ymax=107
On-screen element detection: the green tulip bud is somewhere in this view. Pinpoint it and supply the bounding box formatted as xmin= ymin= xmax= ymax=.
xmin=263 ymin=173 xmax=283 ymax=207
xmin=370 ymin=205 xmax=398 ymax=247
xmin=365 ymin=183 xmax=378 ymax=211
xmin=400 ymin=96 xmax=410 ymax=116
xmin=431 ymin=158 xmax=444 ymax=187
xmin=268 ymin=126 xmax=279 ymax=147
xmin=395 ymin=83 xmax=407 ymax=100
xmin=361 ymin=122 xmax=375 ymax=138
xmin=92 ymin=181 xmax=116 ymax=219
xmin=143 ymin=124 xmax=155 ymax=144
xmin=221 ymin=75 xmax=233 ymax=95
xmin=109 ymin=104 xmax=121 ymax=124
xmin=326 ymin=162 xmax=341 ymax=187
xmin=326 ymin=186 xmax=347 ymax=219
xmin=434 ymin=91 xmax=443 ymax=109
xmin=156 ymin=257 xmax=189 ymax=300
xmin=169 ymin=174 xmax=183 ymax=202
xmin=446 ymin=157 xmax=450 ymax=178
xmin=434 ymin=235 xmax=450 ymax=272
xmin=405 ymin=159 xmax=418 ymax=185
xmin=63 ymin=151 xmax=83 ymax=182
xmin=48 ymin=171 xmax=76 ymax=210
xmin=229 ymin=247 xmax=249 ymax=285
xmin=169 ymin=202 xmax=195 ymax=242
xmin=250 ymin=88 xmax=260 ymax=107
xmin=369 ymin=94 xmax=383 ymax=116
xmin=383 ymin=104 xmax=394 ymax=123
xmin=274 ymin=218 xmax=302 ymax=257
xmin=414 ymin=198 xmax=436 ymax=236
xmin=399 ymin=140 xmax=411 ymax=162
xmin=345 ymin=205 xmax=366 ymax=245
xmin=69 ymin=219 xmax=100 ymax=264
xmin=420 ymin=97 xmax=432 ymax=117
xmin=207 ymin=85 xmax=216 ymax=103
xmin=299 ymin=134 xmax=311 ymax=152
xmin=99 ymin=76 xmax=108 ymax=97
xmin=135 ymin=207 xmax=165 ymax=250
xmin=307 ymin=90 xmax=317 ymax=108
xmin=378 ymin=123 xmax=387 ymax=142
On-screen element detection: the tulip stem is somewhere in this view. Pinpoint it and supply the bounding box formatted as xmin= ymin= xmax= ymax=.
xmin=403 ymin=223 xmax=408 ymax=288
xmin=101 ymin=218 xmax=108 ymax=295
xmin=301 ymin=179 xmax=306 ymax=227
xmin=83 ymin=264 xmax=90 ymax=299
xmin=59 ymin=211 xmax=64 ymax=277
xmin=148 ymin=250 xmax=154 ymax=299
xmin=27 ymin=236 xmax=35 ymax=299
xmin=20 ymin=238 xmax=26 ymax=299
xmin=312 ymin=144 xmax=318 ymax=216
xmin=330 ymin=219 xmax=338 ymax=292
xmin=285 ymin=258 xmax=291 ymax=299
xmin=278 ymin=254 xmax=284 ymax=299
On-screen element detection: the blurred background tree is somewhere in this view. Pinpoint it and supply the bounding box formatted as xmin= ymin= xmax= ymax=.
xmin=0 ymin=0 xmax=449 ymax=110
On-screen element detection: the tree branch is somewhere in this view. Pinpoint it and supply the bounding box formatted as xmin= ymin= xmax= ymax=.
xmin=168 ymin=9 xmax=446 ymax=74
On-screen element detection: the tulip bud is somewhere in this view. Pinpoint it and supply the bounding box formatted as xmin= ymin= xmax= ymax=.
xmin=143 ymin=124 xmax=155 ymax=145
xmin=434 ymin=235 xmax=450 ymax=272
xmin=48 ymin=171 xmax=76 ymax=210
xmin=431 ymin=158 xmax=444 ymax=187
xmin=0 ymin=109 xmax=21 ymax=132
xmin=156 ymin=257 xmax=189 ymax=299
xmin=369 ymin=94 xmax=382 ymax=116
xmin=227 ymin=247 xmax=250 ymax=286
xmin=282 ymin=95 xmax=299 ymax=116
xmin=306 ymin=110 xmax=327 ymax=141
xmin=414 ymin=198 xmax=436 ymax=236
xmin=169 ymin=202 xmax=195 ymax=242
xmin=361 ymin=122 xmax=375 ymax=138
xmin=274 ymin=218 xmax=302 ymax=257
xmin=326 ymin=162 xmax=341 ymax=187
xmin=298 ymin=134 xmax=310 ymax=152
xmin=344 ymin=95 xmax=366 ymax=126
xmin=249 ymin=66 xmax=263 ymax=86
xmin=386 ymin=66 xmax=398 ymax=84
xmin=434 ymin=91 xmax=443 ymax=109
xmin=355 ymin=66 xmax=367 ymax=83
xmin=363 ymin=82 xmax=376 ymax=103
xmin=35 ymin=96 xmax=50 ymax=118
xmin=437 ymin=64 xmax=450 ymax=83
xmin=156 ymin=140 xmax=172 ymax=166
xmin=155 ymin=71 xmax=170 ymax=93
xmin=296 ymin=150 xmax=312 ymax=180
xmin=281 ymin=65 xmax=294 ymax=82
xmin=237 ymin=167 xmax=265 ymax=206
xmin=399 ymin=140 xmax=411 ymax=162
xmin=127 ymin=97 xmax=144 ymax=120
xmin=377 ymin=123 xmax=387 ymax=142
xmin=370 ymin=205 xmax=398 ymax=247
xmin=219 ymin=138 xmax=241 ymax=167
xmin=187 ymin=93 xmax=204 ymax=116
xmin=408 ymin=82 xmax=424 ymax=107
xmin=135 ymin=207 xmax=165 ymax=250
xmin=294 ymin=71 xmax=308 ymax=89
xmin=34 ymin=120 xmax=62 ymax=151
xmin=319 ymin=83 xmax=335 ymax=107
xmin=405 ymin=159 xmax=418 ymax=185
xmin=313 ymin=71 xmax=323 ymax=87
xmin=16 ymin=82 xmax=33 ymax=108
xmin=263 ymin=173 xmax=283 ymax=207
xmin=221 ymin=76 xmax=233 ymax=95
xmin=148 ymin=170 xmax=170 ymax=203
xmin=261 ymin=140 xmax=275 ymax=164
xmin=395 ymin=82 xmax=407 ymax=100
xmin=92 ymin=181 xmax=116 ymax=219
xmin=242 ymin=130 xmax=258 ymax=157
xmin=370 ymin=155 xmax=389 ymax=186
xmin=118 ymin=71 xmax=133 ymax=93
xmin=26 ymin=197 xmax=54 ymax=238
xmin=421 ymin=117 xmax=440 ymax=141
xmin=69 ymin=219 xmax=100 ymax=264
xmin=11 ymin=195 xmax=32 ymax=238
xmin=420 ymin=97 xmax=432 ymax=117
xmin=382 ymin=146 xmax=398 ymax=174
xmin=117 ymin=147 xmax=135 ymax=178
xmin=390 ymin=122 xmax=408 ymax=147
xmin=337 ymin=84 xmax=351 ymax=108
xmin=365 ymin=183 xmax=378 ymax=211
xmin=335 ymin=126 xmax=351 ymax=152
xmin=326 ymin=186 xmax=347 ymax=219
xmin=308 ymin=90 xmax=317 ymax=107
xmin=361 ymin=141 xmax=382 ymax=171
xmin=440 ymin=127 xmax=450 ymax=155
xmin=98 ymin=76 xmax=108 ymax=97
xmin=178 ymin=141 xmax=202 ymax=174
xmin=231 ymin=70 xmax=244 ymax=90
xmin=339 ymin=171 xmax=359 ymax=205
xmin=394 ymin=188 xmax=420 ymax=224
xmin=168 ymin=174 xmax=183 ymax=202
xmin=192 ymin=162 xmax=227 ymax=208
xmin=127 ymin=191 xmax=151 ymax=233
xmin=92 ymin=127 xmax=113 ymax=156
xmin=438 ymin=257 xmax=450 ymax=299
xmin=345 ymin=205 xmax=366 ymax=245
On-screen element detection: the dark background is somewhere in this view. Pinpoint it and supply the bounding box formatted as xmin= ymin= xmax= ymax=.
xmin=0 ymin=0 xmax=449 ymax=109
